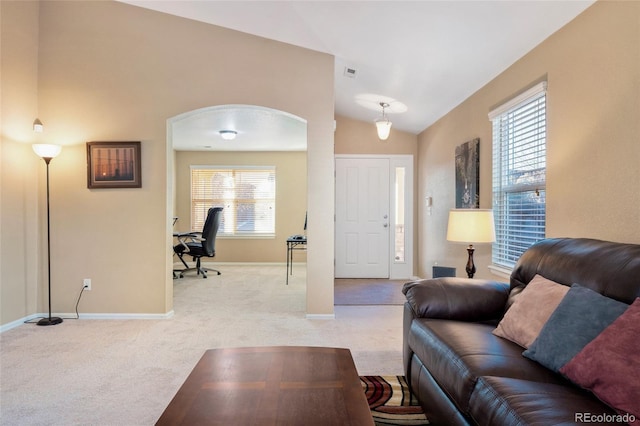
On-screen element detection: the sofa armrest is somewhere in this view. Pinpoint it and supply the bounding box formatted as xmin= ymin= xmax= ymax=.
xmin=402 ymin=277 xmax=510 ymax=321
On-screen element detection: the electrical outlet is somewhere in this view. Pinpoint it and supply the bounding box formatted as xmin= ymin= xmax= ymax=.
xmin=83 ymin=278 xmax=92 ymax=291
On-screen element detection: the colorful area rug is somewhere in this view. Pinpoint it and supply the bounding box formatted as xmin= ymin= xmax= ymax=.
xmin=360 ymin=376 xmax=430 ymax=425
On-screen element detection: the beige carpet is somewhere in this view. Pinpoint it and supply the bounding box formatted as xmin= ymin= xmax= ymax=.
xmin=0 ymin=264 xmax=404 ymax=425
xmin=335 ymin=279 xmax=408 ymax=305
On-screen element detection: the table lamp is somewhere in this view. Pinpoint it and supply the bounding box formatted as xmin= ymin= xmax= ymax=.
xmin=446 ymin=209 xmax=495 ymax=278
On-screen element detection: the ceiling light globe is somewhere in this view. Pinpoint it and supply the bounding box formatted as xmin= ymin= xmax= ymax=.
xmin=219 ymin=130 xmax=238 ymax=141
xmin=375 ymin=119 xmax=392 ymax=141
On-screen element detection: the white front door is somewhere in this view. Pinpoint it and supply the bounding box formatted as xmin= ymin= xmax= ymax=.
xmin=335 ymin=158 xmax=390 ymax=278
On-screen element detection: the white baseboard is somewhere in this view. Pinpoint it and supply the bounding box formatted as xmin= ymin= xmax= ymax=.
xmin=76 ymin=311 xmax=175 ymax=320
xmin=198 ymin=262 xmax=307 ymax=267
xmin=305 ymin=313 xmax=335 ymax=320
xmin=0 ymin=311 xmax=175 ymax=333
xmin=0 ymin=315 xmax=41 ymax=333
xmin=2 ymin=310 xmax=332 ymax=332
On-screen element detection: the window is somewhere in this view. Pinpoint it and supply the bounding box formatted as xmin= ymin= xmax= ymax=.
xmin=489 ymin=82 xmax=547 ymax=269
xmin=191 ymin=166 xmax=276 ymax=237
xmin=394 ymin=166 xmax=406 ymax=263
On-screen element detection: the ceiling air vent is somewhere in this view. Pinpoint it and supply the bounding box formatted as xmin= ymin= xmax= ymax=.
xmin=343 ymin=67 xmax=357 ymax=78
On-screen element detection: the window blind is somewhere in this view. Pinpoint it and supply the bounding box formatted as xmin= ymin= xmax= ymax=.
xmin=491 ymin=83 xmax=547 ymax=268
xmin=191 ymin=166 xmax=276 ymax=236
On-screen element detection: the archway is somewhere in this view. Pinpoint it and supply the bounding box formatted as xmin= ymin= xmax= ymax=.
xmin=166 ymin=105 xmax=308 ymax=313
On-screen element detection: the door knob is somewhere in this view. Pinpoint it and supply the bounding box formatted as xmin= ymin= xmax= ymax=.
xmin=383 ymin=223 xmax=389 ymax=228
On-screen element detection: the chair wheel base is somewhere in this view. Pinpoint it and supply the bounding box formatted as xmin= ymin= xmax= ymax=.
xmin=172 ymin=267 xmax=221 ymax=279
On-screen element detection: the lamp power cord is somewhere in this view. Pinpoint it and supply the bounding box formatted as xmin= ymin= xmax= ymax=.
xmin=25 ymin=283 xmax=88 ymax=324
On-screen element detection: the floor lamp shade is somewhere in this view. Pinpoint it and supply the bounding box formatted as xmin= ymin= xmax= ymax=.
xmin=447 ymin=209 xmax=495 ymax=278
xmin=33 ymin=144 xmax=63 ymax=326
xmin=33 ymin=144 xmax=62 ymax=160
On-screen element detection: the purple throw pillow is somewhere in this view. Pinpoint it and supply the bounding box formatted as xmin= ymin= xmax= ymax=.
xmin=560 ymin=298 xmax=640 ymax=423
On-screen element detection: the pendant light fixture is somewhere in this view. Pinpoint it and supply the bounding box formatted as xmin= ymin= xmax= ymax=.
xmin=375 ymin=102 xmax=392 ymax=141
xmin=219 ymin=130 xmax=237 ymax=140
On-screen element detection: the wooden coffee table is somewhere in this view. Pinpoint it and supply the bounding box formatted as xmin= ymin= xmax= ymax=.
xmin=156 ymin=346 xmax=374 ymax=425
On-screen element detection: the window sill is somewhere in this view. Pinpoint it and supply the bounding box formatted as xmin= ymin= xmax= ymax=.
xmin=218 ymin=234 xmax=276 ymax=240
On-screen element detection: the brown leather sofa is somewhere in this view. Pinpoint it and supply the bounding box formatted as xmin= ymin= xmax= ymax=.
xmin=402 ymin=238 xmax=640 ymax=425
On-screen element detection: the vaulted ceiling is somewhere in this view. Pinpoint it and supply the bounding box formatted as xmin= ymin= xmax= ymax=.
xmin=120 ymin=1 xmax=594 ymax=150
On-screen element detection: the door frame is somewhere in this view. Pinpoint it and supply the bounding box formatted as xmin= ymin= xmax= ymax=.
xmin=335 ymin=154 xmax=414 ymax=279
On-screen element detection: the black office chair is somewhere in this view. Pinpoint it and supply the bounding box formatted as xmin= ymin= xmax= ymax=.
xmin=173 ymin=207 xmax=223 ymax=278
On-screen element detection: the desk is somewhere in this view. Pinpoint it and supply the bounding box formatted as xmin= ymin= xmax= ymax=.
xmin=286 ymin=236 xmax=307 ymax=285
xmin=155 ymin=346 xmax=374 ymax=426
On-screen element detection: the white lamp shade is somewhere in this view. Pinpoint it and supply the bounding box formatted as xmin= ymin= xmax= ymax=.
xmin=375 ymin=119 xmax=392 ymax=140
xmin=447 ymin=209 xmax=496 ymax=243
xmin=32 ymin=144 xmax=62 ymax=159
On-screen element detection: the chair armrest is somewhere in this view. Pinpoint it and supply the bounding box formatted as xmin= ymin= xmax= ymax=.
xmin=188 ymin=232 xmax=205 ymax=242
xmin=174 ymin=232 xmax=199 ymax=238
xmin=402 ymin=277 xmax=509 ymax=322
xmin=174 ymin=232 xmax=201 ymax=250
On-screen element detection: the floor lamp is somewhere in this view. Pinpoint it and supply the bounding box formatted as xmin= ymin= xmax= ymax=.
xmin=33 ymin=143 xmax=63 ymax=326
xmin=446 ymin=209 xmax=496 ymax=278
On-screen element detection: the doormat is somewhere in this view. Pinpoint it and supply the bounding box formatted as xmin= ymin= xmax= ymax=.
xmin=335 ymin=279 xmax=407 ymax=305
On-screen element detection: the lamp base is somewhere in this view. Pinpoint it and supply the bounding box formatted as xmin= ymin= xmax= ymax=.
xmin=37 ymin=317 xmax=63 ymax=326
xmin=465 ymin=245 xmax=476 ymax=279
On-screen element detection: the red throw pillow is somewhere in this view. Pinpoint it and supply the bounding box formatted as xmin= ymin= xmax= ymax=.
xmin=560 ymin=298 xmax=640 ymax=424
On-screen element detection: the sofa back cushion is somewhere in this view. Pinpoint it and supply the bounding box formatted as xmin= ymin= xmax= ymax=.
xmin=510 ymin=238 xmax=640 ymax=304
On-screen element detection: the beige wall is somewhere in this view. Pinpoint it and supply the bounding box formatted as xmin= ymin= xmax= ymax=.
xmin=417 ymin=0 xmax=640 ymax=279
xmin=174 ymin=151 xmax=307 ymax=262
xmin=335 ymin=114 xmax=418 ymax=156
xmin=1 ymin=0 xmax=335 ymax=325
xmin=0 ymin=1 xmax=41 ymax=325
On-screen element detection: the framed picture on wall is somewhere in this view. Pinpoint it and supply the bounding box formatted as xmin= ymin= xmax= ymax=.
xmin=87 ymin=141 xmax=141 ymax=189
xmin=455 ymin=138 xmax=479 ymax=208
